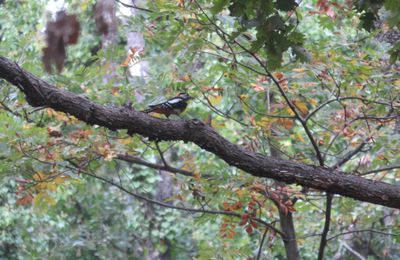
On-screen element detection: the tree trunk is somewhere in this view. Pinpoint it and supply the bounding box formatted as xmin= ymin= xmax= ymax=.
xmin=269 ymin=101 xmax=300 ymax=260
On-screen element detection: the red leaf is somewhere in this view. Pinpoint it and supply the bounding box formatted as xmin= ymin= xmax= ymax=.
xmin=16 ymin=194 xmax=33 ymax=206
xmin=239 ymin=219 xmax=248 ymax=226
xmin=250 ymin=220 xmax=258 ymax=229
xmin=246 ymin=225 xmax=253 ymax=234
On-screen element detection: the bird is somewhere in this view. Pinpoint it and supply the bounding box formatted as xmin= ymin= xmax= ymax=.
xmin=142 ymin=92 xmax=192 ymax=118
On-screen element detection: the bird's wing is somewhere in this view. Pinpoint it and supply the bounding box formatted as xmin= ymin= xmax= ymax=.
xmin=149 ymin=97 xmax=182 ymax=108
xmin=166 ymin=97 xmax=184 ymax=105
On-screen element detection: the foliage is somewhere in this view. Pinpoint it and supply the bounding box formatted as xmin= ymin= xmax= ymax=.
xmin=0 ymin=0 xmax=399 ymax=259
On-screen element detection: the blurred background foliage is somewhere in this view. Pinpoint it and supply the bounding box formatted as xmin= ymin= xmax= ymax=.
xmin=0 ymin=0 xmax=399 ymax=259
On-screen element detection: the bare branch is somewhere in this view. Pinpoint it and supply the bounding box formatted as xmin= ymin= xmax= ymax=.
xmin=317 ymin=194 xmax=333 ymax=260
xmin=256 ymin=228 xmax=269 ymax=260
xmin=116 ymin=153 xmax=200 ymax=177
xmin=341 ymin=241 xmax=366 ymax=260
xmin=115 ymin=0 xmax=153 ymax=13
xmin=360 ymin=165 xmax=400 ymax=176
xmin=327 ymin=229 xmax=399 ymax=242
xmin=305 ymin=97 xmax=391 ymax=122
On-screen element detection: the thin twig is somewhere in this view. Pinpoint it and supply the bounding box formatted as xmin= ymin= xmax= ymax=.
xmin=256 ymin=228 xmax=269 ymax=260
xmin=332 ymin=109 xmax=395 ymax=168
xmin=305 ymin=97 xmax=390 ymax=122
xmin=341 ymin=241 xmax=366 ymax=260
xmin=328 ymin=229 xmax=398 ymax=242
xmin=115 ymin=0 xmax=153 ymax=13
xmin=317 ymin=193 xmax=333 ymax=260
xmin=360 ymin=165 xmax=400 ymax=176
xmin=155 ymin=141 xmax=168 ymax=167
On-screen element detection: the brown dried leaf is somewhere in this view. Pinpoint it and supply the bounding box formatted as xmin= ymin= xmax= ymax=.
xmin=42 ymin=11 xmax=80 ymax=73
xmin=16 ymin=194 xmax=33 ymax=206
xmin=95 ymin=0 xmax=117 ymax=36
xmin=277 ymin=118 xmax=294 ymax=129
xmin=69 ymin=129 xmax=92 ymax=140
xmin=47 ymin=126 xmax=62 ymax=138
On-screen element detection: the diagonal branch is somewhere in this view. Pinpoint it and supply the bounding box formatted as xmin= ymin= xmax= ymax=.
xmin=0 ymin=56 xmax=400 ymax=209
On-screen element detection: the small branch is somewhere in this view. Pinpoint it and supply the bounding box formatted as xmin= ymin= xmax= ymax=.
xmin=0 ymin=94 xmax=36 ymax=123
xmin=194 ymin=81 xmax=250 ymax=127
xmin=155 ymin=141 xmax=168 ymax=167
xmin=299 ymin=228 xmax=398 ymax=241
xmin=238 ymin=95 xmax=295 ymax=119
xmin=116 ymin=153 xmax=202 ymax=178
xmin=256 ymin=228 xmax=269 ymax=260
xmin=200 ymin=51 xmax=268 ymax=77
xmin=360 ymin=165 xmax=400 ymax=176
xmin=317 ymin=193 xmax=333 ymax=260
xmin=28 ymin=106 xmax=47 ymax=114
xmin=333 ymin=109 xmax=394 ymax=168
xmin=327 ymin=229 xmax=398 ymax=242
xmin=0 ymin=101 xmax=22 ymax=117
xmin=334 ymin=139 xmax=368 ymax=168
xmin=341 ymin=241 xmax=366 ymax=260
xmin=115 ymin=0 xmax=153 ymax=13
xmin=305 ymin=97 xmax=391 ymax=122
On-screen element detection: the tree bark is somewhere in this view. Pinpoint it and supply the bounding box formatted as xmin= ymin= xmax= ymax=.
xmin=279 ymin=211 xmax=299 ymax=260
xmin=0 ymin=56 xmax=399 ymax=209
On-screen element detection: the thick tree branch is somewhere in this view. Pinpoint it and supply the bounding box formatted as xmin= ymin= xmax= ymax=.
xmin=0 ymin=57 xmax=400 ymax=209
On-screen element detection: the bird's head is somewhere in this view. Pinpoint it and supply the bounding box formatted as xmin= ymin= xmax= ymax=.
xmin=177 ymin=92 xmax=192 ymax=100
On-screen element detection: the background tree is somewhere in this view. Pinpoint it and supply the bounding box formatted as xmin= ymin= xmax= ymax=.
xmin=0 ymin=0 xmax=399 ymax=259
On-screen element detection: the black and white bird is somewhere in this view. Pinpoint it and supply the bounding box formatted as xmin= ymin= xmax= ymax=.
xmin=142 ymin=93 xmax=192 ymax=118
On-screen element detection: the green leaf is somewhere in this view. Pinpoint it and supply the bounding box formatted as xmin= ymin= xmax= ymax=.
xmin=211 ymin=0 xmax=230 ymax=14
xmin=266 ymin=47 xmax=283 ymax=70
xmin=389 ymin=45 xmax=400 ymax=64
xmin=228 ymin=0 xmax=248 ymax=19
xmin=384 ymin=0 xmax=398 ymax=11
xmin=288 ymin=31 xmax=305 ymax=44
xmin=250 ymin=27 xmax=267 ymax=52
xmin=360 ymin=12 xmax=377 ymax=32
xmin=276 ymin=0 xmax=298 ymax=11
xmin=266 ymin=14 xmax=285 ymax=31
